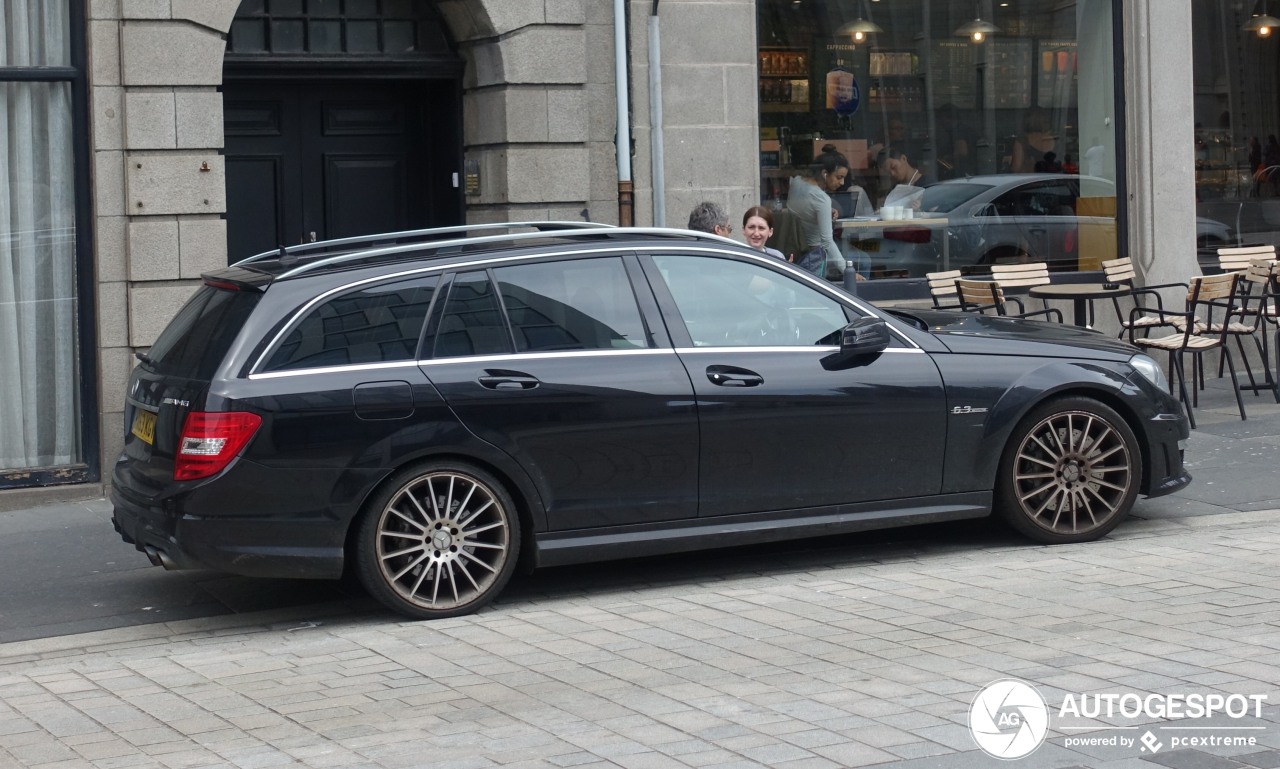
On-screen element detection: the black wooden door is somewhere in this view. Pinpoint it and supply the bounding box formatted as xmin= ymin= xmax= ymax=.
xmin=223 ymin=79 xmax=460 ymax=262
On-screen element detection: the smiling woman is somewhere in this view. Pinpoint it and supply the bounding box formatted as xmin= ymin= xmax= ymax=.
xmin=755 ymin=0 xmax=1121 ymax=285
xmin=0 ymin=0 xmax=88 ymax=479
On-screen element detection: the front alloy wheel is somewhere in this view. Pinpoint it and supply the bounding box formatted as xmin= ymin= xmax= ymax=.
xmin=357 ymin=463 xmax=520 ymax=619
xmin=997 ymin=397 xmax=1140 ymax=544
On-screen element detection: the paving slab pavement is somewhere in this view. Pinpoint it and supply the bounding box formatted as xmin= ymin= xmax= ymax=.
xmin=0 ymin=506 xmax=1276 ymax=769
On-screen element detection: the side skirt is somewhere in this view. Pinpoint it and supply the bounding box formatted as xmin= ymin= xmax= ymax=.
xmin=533 ymin=492 xmax=992 ymax=568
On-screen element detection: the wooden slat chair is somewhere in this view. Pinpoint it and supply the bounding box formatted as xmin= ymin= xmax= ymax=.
xmin=990 ymin=262 xmax=1053 ymax=311
xmin=955 ymin=278 xmax=1063 ymax=322
xmin=1128 ymin=272 xmax=1245 ymax=428
xmin=1205 ymin=258 xmax=1280 ymax=402
xmin=1216 ymin=244 xmax=1276 ymax=274
xmin=1101 ymin=256 xmax=1190 ymax=339
xmin=925 ymin=269 xmax=964 ymax=310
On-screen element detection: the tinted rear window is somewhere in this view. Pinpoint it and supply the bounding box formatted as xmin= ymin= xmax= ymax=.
xmin=146 ymin=286 xmax=261 ymax=380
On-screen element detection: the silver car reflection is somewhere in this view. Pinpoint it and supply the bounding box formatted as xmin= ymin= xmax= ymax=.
xmin=843 ymin=174 xmax=1231 ymax=278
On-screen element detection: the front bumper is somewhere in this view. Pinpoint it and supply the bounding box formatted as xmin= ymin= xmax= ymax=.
xmin=1141 ymin=413 xmax=1192 ymax=499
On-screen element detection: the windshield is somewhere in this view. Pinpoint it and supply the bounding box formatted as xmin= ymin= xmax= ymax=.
xmin=919 ymin=183 xmax=996 ymax=215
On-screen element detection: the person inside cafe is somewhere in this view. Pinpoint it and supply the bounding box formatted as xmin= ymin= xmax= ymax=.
xmin=786 ymin=150 xmax=850 ymax=280
xmin=880 ymin=146 xmax=930 ymax=189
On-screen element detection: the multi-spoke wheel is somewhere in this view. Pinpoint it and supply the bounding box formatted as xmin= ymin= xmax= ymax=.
xmin=996 ymin=397 xmax=1141 ymax=544
xmin=356 ymin=462 xmax=520 ymax=619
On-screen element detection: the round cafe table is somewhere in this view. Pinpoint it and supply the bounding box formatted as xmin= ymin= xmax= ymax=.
xmin=1027 ymin=283 xmax=1130 ymax=328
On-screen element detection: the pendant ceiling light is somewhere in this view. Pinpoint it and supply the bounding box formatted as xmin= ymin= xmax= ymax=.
xmin=955 ymin=2 xmax=999 ymax=43
xmin=1244 ymin=1 xmax=1280 ymax=38
xmin=837 ymin=1 xmax=882 ymax=43
xmin=837 ymin=16 xmax=883 ymax=43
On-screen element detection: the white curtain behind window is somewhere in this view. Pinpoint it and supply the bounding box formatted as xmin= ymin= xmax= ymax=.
xmin=0 ymin=0 xmax=80 ymax=469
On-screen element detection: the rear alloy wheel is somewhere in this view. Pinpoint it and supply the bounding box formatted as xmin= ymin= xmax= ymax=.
xmin=996 ymin=397 xmax=1140 ymax=544
xmin=357 ymin=463 xmax=520 ymax=619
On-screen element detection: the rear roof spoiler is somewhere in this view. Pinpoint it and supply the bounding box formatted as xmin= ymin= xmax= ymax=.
xmin=201 ymin=266 xmax=270 ymax=292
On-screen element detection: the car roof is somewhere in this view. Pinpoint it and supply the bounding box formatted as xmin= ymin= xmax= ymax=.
xmin=202 ymin=223 xmax=747 ymax=290
xmin=934 ymin=173 xmax=1115 ymax=188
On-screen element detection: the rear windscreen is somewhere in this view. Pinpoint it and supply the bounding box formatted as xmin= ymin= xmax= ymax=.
xmin=146 ymin=286 xmax=261 ymax=380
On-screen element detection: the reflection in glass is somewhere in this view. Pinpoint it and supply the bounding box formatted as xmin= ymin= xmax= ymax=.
xmin=756 ymin=0 xmax=1119 ymax=281
xmin=1192 ymin=0 xmax=1280 ymax=268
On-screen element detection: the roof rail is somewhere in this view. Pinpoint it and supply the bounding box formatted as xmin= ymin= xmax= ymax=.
xmin=273 ymin=226 xmax=741 ymax=280
xmin=233 ymin=220 xmax=613 ymax=267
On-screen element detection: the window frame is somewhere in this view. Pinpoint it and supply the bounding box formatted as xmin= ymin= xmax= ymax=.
xmin=423 ymin=252 xmax=664 ymax=360
xmin=639 ymin=249 xmax=867 ymax=350
xmin=260 ymin=273 xmax=441 ymax=374
xmin=0 ymin=1 xmax=97 ymax=489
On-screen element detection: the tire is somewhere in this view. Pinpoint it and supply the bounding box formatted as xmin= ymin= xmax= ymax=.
xmin=995 ymin=397 xmax=1141 ymax=544
xmin=355 ymin=461 xmax=521 ymax=619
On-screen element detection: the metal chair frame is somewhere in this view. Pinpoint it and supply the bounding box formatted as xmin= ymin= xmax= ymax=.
xmin=1128 ymin=272 xmax=1245 ymax=429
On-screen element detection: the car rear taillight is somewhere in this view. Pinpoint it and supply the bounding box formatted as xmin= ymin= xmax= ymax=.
xmin=174 ymin=412 xmax=262 ymax=481
xmin=882 ymin=226 xmax=933 ymax=244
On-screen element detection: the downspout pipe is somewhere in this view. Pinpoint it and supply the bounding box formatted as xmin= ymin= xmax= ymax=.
xmin=614 ymin=0 xmax=635 ymax=225
xmin=649 ymin=1 xmax=665 ymax=226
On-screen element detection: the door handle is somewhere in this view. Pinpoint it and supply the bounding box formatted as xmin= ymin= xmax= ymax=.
xmin=706 ymin=365 xmax=764 ymax=387
xmin=477 ymin=370 xmax=540 ymax=390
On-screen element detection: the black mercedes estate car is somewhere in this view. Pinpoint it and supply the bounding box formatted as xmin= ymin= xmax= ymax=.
xmin=112 ymin=223 xmax=1191 ymax=619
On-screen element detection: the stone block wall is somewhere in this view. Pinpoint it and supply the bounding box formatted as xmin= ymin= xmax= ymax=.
xmin=88 ymin=0 xmax=239 ymax=477
xmin=624 ymin=0 xmax=759 ymax=229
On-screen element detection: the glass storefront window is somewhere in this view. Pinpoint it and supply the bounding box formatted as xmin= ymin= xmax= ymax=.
xmin=755 ymin=0 xmax=1120 ymax=284
xmin=1 ymin=1 xmax=83 ymax=473
xmin=1192 ymin=1 xmax=1280 ymax=267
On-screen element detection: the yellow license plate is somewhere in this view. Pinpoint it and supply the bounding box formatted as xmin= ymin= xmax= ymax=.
xmin=131 ymin=410 xmax=157 ymax=445
xmin=849 ymin=239 xmax=880 ymax=253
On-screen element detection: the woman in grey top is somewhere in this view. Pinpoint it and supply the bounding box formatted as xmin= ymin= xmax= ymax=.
xmin=787 ymin=151 xmax=849 ymax=281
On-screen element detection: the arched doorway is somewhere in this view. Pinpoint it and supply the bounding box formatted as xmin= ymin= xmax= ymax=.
xmin=221 ymin=0 xmax=463 ymax=260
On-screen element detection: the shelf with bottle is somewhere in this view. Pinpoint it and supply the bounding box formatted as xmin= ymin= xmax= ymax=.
xmin=867 ymin=78 xmax=925 ymax=112
xmin=759 ymin=76 xmax=810 ymax=111
xmin=759 ymin=48 xmax=809 ymax=78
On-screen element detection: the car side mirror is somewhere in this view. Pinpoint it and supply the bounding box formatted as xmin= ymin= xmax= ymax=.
xmin=822 ymin=317 xmax=891 ymax=369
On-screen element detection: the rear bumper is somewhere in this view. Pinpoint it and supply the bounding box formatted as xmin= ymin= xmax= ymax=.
xmin=110 ymin=459 xmax=355 ymax=580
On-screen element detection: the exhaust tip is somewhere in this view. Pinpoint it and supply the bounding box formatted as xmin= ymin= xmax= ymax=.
xmin=143 ymin=545 xmax=178 ymax=570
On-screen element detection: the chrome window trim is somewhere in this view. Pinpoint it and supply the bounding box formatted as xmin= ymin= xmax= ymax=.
xmin=673 ymin=346 xmax=925 ymax=355
xmin=248 ymin=347 xmax=675 ymax=379
xmin=418 ymin=348 xmax=673 ymax=367
xmin=248 ymin=360 xmax=425 ymax=380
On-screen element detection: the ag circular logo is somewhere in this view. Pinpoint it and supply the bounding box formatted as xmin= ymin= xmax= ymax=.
xmin=969 ymin=679 xmax=1050 ymax=759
